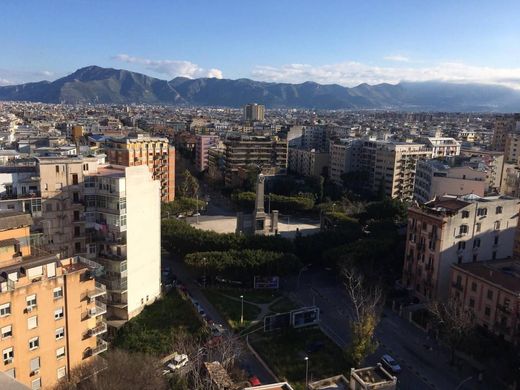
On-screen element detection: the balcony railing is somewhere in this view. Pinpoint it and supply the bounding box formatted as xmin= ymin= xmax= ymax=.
xmin=88 ymin=301 xmax=107 ymax=318
xmin=88 ymin=322 xmax=107 ymax=337
xmin=87 ymin=282 xmax=106 ymax=299
xmin=89 ymin=339 xmax=108 ymax=357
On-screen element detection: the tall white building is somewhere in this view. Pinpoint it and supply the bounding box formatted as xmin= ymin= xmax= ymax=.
xmin=85 ymin=164 xmax=161 ymax=321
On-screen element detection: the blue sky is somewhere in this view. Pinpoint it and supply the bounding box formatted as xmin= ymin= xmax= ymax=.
xmin=1 ymin=0 xmax=519 ymax=87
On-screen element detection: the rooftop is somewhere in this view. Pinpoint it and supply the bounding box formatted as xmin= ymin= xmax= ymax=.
xmin=453 ymin=259 xmax=520 ymax=294
xmin=0 ymin=211 xmax=32 ymax=231
xmin=350 ymin=364 xmax=396 ymax=388
xmin=242 ymin=382 xmax=294 ymax=390
xmin=308 ymin=374 xmax=349 ymax=390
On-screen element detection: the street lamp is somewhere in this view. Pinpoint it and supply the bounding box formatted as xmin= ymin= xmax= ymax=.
xmin=203 ymin=257 xmax=207 ymax=288
xmin=304 ymin=356 xmax=309 ymax=386
xmin=240 ymin=295 xmax=244 ymax=325
xmin=296 ymin=263 xmax=312 ymax=290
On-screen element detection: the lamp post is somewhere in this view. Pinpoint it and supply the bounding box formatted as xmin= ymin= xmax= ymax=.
xmin=240 ymin=295 xmax=244 ymax=325
xmin=196 ymin=194 xmax=200 ymax=224
xmin=305 ymin=356 xmax=309 ymax=387
xmin=203 ymin=257 xmax=207 ymax=288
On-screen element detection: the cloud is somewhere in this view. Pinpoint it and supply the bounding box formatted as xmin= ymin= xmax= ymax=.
xmin=384 ymin=55 xmax=410 ymax=62
xmin=0 ymin=69 xmax=57 ymax=86
xmin=251 ymin=61 xmax=520 ymax=89
xmin=113 ymin=54 xmax=223 ymax=79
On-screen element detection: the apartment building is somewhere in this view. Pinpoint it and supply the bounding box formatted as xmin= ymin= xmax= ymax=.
xmin=329 ymin=138 xmax=360 ymax=185
xmin=460 ymin=149 xmax=505 ymax=193
xmin=223 ymin=135 xmax=287 ymax=187
xmin=287 ymin=148 xmax=329 ymax=178
xmin=401 ymin=194 xmax=519 ymax=301
xmin=414 ymin=159 xmax=486 ymax=204
xmin=359 ymin=140 xmax=432 ymax=200
xmin=195 ymin=135 xmax=219 ymax=172
xmin=105 ymin=134 xmax=175 ymax=202
xmin=424 ymin=137 xmax=461 ymax=157
xmin=243 ymin=103 xmax=265 ymax=122
xmin=84 ymin=164 xmax=161 ymax=321
xmin=491 ymin=115 xmax=520 ymax=152
xmin=0 ymin=211 xmax=106 ymax=389
xmin=504 ymin=133 xmax=520 ymax=163
xmin=450 ymin=259 xmax=520 ymax=343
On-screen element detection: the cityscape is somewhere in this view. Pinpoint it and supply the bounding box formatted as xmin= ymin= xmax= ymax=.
xmin=0 ymin=1 xmax=520 ymax=390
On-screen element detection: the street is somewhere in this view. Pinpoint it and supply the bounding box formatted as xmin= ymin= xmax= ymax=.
xmin=161 ymin=250 xmax=277 ymax=385
xmin=284 ymin=265 xmax=493 ymax=390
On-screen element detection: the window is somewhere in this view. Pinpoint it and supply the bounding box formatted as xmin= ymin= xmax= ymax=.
xmin=487 ymin=289 xmax=494 ymax=300
xmin=473 ymin=238 xmax=481 ymax=248
xmin=30 ymin=357 xmax=40 ymax=372
xmin=494 ymin=236 xmax=499 ymax=245
xmin=26 ymin=294 xmax=37 ymax=309
xmin=28 ymin=337 xmax=39 ymax=351
xmin=27 ymin=316 xmax=37 ymax=330
xmin=54 ymin=308 xmax=64 ymax=320
xmin=476 ymin=223 xmax=481 ymax=233
xmin=74 ymin=242 xmax=81 ymax=253
xmin=57 ymin=366 xmax=66 ymax=380
xmin=55 ymin=165 xmax=60 ymax=173
xmin=458 ymin=241 xmax=466 ymax=250
xmin=31 ymin=378 xmax=41 ymax=390
xmin=472 ymin=254 xmax=478 ymax=262
xmin=461 ymin=210 xmax=470 ymax=218
xmin=496 ymin=206 xmax=503 ymax=214
xmin=3 ymin=347 xmax=13 ymax=364
xmin=45 ymin=203 xmax=53 ymax=212
xmin=484 ymin=307 xmax=491 ymax=317
xmin=471 ymin=282 xmax=477 ymax=292
xmin=0 ymin=303 xmax=11 ymax=317
xmin=1 ymin=325 xmax=12 ymax=339
xmin=53 ymin=287 xmax=63 ymax=300
xmin=457 ymin=255 xmax=463 ymax=264
xmin=494 ymin=221 xmax=501 ymax=230
xmin=55 ymin=328 xmax=64 ymax=340
xmin=492 ymin=251 xmax=497 ymax=260
xmin=477 ymin=208 xmax=488 ymax=216
xmin=469 ymin=298 xmax=475 ymax=308
xmin=459 ymin=225 xmax=469 ymax=235
xmin=56 ymin=347 xmax=65 ymax=359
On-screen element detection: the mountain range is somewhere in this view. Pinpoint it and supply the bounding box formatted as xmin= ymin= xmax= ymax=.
xmin=0 ymin=66 xmax=519 ymax=112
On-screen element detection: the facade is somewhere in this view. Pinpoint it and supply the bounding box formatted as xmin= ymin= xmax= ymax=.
xmin=358 ymin=141 xmax=432 ymax=200
xmin=0 ymin=212 xmax=106 ymax=389
xmin=329 ymin=139 xmax=360 ymax=185
xmin=402 ymin=194 xmax=519 ymax=301
xmin=492 ymin=116 xmax=519 ymax=152
xmin=460 ymin=149 xmax=505 ymax=193
xmin=287 ymin=148 xmax=329 ymax=178
xmin=84 ymin=164 xmax=161 ymax=321
xmin=223 ymin=135 xmax=288 ymax=187
xmin=195 ymin=135 xmax=219 ymax=172
xmin=414 ymin=159 xmax=486 ymax=204
xmin=105 ymin=135 xmax=175 ymax=202
xmin=424 ymin=137 xmax=461 ymax=157
xmin=504 ymin=133 xmax=520 ymax=163
xmin=243 ymin=103 xmax=265 ymax=122
xmin=349 ymin=365 xmax=397 ymax=390
xmin=450 ymin=259 xmax=520 ymax=344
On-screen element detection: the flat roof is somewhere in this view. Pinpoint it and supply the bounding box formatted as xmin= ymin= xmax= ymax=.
xmin=0 ymin=211 xmax=32 ymax=231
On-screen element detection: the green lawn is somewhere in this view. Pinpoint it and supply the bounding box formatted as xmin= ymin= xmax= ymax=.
xmin=205 ymin=287 xmax=281 ymax=304
xmin=202 ymin=289 xmax=261 ymax=329
xmin=269 ymin=297 xmax=299 ymax=313
xmin=250 ymin=327 xmax=350 ymax=390
xmin=112 ymin=289 xmax=204 ymax=356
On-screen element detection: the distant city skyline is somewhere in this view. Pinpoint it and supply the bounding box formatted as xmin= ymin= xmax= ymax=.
xmin=1 ymin=0 xmax=520 ymax=88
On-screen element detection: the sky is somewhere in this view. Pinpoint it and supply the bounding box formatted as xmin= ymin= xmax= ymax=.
xmin=1 ymin=0 xmax=520 ymax=88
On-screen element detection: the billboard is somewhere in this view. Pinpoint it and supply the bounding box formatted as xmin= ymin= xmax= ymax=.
xmin=263 ymin=312 xmax=291 ymax=332
xmin=291 ymin=307 xmax=320 ymax=328
xmin=254 ymin=276 xmax=280 ymax=289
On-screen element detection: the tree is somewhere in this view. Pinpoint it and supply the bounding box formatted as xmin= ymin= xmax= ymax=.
xmin=53 ymin=349 xmax=169 ymax=390
xmin=343 ymin=267 xmax=384 ymax=367
xmin=429 ymin=299 xmax=476 ymax=365
xmin=179 ymin=169 xmax=200 ymax=198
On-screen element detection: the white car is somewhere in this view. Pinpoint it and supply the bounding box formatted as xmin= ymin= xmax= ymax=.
xmin=166 ymin=353 xmax=189 ymax=371
xmin=381 ymin=354 xmax=401 ymax=374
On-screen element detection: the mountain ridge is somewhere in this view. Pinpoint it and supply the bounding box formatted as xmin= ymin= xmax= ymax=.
xmin=0 ymin=66 xmax=519 ymax=112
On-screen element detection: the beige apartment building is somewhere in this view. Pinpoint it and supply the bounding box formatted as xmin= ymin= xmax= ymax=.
xmin=492 ymin=115 xmax=519 ymax=152
xmin=223 ymin=135 xmax=288 ymax=187
xmin=287 ymin=148 xmax=329 ymax=178
xmin=243 ymin=103 xmax=265 ymax=122
xmin=105 ymin=134 xmax=175 ymax=202
xmin=0 ymin=211 xmax=106 ymax=389
xmin=358 ymin=140 xmax=432 ymax=200
xmin=504 ymin=133 xmax=520 ymax=163
xmin=402 ymin=194 xmax=519 ymax=301
xmin=450 ymin=259 xmax=520 ymax=343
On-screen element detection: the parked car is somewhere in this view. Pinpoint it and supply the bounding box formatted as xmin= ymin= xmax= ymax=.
xmin=211 ymin=323 xmax=225 ymax=336
xmin=165 ymin=353 xmax=189 ymax=372
xmin=248 ymin=375 xmax=261 ymax=386
xmin=381 ymin=354 xmax=401 ymax=374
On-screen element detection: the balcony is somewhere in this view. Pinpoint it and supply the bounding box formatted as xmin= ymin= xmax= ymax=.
xmin=88 ymin=322 xmax=107 ymax=337
xmin=90 ymin=339 xmax=108 ymax=356
xmin=87 ymin=282 xmax=106 ymax=299
xmin=497 ymin=304 xmax=512 ymax=314
xmin=452 ymin=282 xmax=464 ymax=292
xmin=88 ymin=301 xmax=107 ymax=318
